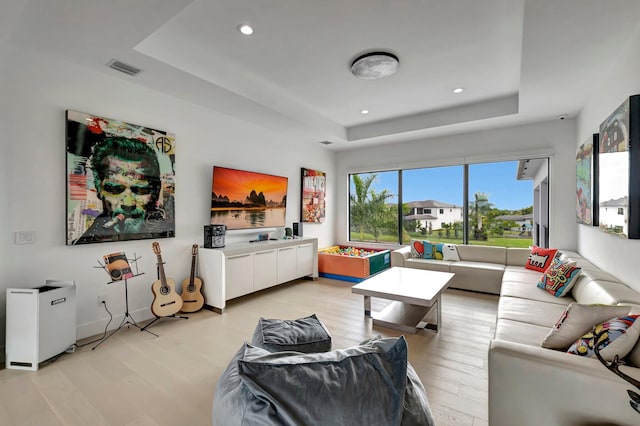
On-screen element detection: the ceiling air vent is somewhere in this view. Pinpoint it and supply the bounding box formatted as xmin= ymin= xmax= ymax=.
xmin=107 ymin=59 xmax=142 ymax=76
xmin=319 ymin=141 xmax=333 ymax=145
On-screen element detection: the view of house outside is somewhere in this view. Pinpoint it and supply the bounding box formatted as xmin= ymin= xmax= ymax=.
xmin=349 ymin=161 xmax=536 ymax=248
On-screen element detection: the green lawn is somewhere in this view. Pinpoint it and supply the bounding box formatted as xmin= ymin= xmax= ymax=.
xmin=349 ymin=232 xmax=532 ymax=248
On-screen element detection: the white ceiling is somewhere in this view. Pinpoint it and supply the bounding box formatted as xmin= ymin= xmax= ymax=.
xmin=3 ymin=0 xmax=640 ymax=150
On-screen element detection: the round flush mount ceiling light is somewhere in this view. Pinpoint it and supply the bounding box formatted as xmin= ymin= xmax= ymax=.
xmin=360 ymin=109 xmax=369 ymax=114
xmin=237 ymin=24 xmax=254 ymax=35
xmin=351 ymin=52 xmax=399 ymax=80
xmin=453 ymin=87 xmax=464 ymax=94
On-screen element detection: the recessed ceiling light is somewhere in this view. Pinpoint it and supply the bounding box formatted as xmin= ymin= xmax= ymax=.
xmin=237 ymin=24 xmax=254 ymax=35
xmin=453 ymin=88 xmax=464 ymax=94
xmin=361 ymin=110 xmax=369 ymax=114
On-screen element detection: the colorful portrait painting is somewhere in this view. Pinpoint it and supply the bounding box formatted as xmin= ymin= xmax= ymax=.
xmin=576 ymin=139 xmax=596 ymax=225
xmin=301 ymin=168 xmax=326 ymax=223
xmin=66 ymin=110 xmax=176 ymax=245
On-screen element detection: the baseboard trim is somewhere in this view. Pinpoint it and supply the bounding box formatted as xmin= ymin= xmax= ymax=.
xmin=76 ymin=306 xmax=153 ymax=340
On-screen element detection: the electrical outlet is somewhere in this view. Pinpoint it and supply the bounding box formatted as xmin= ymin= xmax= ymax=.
xmin=97 ymin=294 xmax=107 ymax=304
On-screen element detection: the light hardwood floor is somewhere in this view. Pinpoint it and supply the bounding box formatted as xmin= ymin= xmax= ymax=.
xmin=0 ymin=278 xmax=498 ymax=426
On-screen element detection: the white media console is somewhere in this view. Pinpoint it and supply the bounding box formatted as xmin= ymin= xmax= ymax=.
xmin=199 ymin=237 xmax=318 ymax=312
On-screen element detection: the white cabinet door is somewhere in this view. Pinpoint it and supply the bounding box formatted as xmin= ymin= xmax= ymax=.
xmin=296 ymin=243 xmax=314 ymax=277
xmin=225 ymin=253 xmax=254 ymax=300
xmin=253 ymin=249 xmax=277 ymax=291
xmin=277 ymin=246 xmax=297 ymax=283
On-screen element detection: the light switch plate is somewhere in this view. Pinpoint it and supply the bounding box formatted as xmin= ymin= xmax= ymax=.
xmin=15 ymin=231 xmax=36 ymax=245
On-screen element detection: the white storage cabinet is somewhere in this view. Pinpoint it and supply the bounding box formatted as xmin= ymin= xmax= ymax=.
xmin=6 ymin=280 xmax=76 ymax=371
xmin=200 ymin=237 xmax=318 ymax=312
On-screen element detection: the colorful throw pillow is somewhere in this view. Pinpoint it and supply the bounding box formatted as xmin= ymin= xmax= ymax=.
xmin=627 ymin=328 xmax=640 ymax=367
xmin=442 ymin=244 xmax=460 ymax=261
xmin=567 ymin=314 xmax=640 ymax=361
xmin=423 ymin=241 xmax=444 ymax=260
xmin=525 ymin=246 xmax=558 ymax=272
xmin=410 ymin=240 xmax=424 ymax=258
xmin=536 ymin=260 xmax=582 ymax=297
xmin=541 ymin=303 xmax=631 ymax=349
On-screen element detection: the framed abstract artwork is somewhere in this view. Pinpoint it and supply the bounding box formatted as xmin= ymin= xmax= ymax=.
xmin=65 ymin=110 xmax=176 ymax=245
xmin=301 ymin=168 xmax=326 ymax=223
xmin=576 ymin=134 xmax=598 ymax=226
xmin=598 ymin=95 xmax=640 ymax=239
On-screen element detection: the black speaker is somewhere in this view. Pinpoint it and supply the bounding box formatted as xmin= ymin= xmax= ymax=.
xmin=204 ymin=225 xmax=213 ymax=248
xmin=204 ymin=224 xmax=227 ymax=248
xmin=293 ymin=222 xmax=303 ymax=237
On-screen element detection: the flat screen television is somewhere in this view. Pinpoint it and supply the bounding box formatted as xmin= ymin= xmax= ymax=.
xmin=211 ymin=166 xmax=288 ymax=230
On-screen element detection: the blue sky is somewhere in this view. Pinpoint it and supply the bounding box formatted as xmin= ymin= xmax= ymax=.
xmin=358 ymin=161 xmax=533 ymax=211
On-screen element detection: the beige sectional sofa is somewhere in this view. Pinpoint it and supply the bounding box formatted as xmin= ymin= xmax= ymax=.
xmin=391 ymin=245 xmax=640 ymax=425
xmin=390 ymin=244 xmax=530 ymax=294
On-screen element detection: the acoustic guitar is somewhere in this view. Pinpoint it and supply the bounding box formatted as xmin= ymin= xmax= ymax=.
xmin=151 ymin=242 xmax=183 ymax=317
xmin=181 ymin=244 xmax=205 ymax=312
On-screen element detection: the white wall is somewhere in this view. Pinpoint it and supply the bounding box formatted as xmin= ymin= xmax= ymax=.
xmin=335 ymin=120 xmax=577 ymax=250
xmin=577 ymin=27 xmax=640 ymax=292
xmin=0 ymin=43 xmax=10 ymax=338
xmin=0 ymin=44 xmax=336 ymax=344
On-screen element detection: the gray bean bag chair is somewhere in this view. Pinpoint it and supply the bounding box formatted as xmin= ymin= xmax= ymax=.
xmin=212 ymin=335 xmax=435 ymax=426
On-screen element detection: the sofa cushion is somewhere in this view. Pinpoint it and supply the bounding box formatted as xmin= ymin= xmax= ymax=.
xmin=506 ymin=248 xmax=530 ymax=266
xmin=524 ymin=246 xmax=558 ymax=272
xmin=495 ymin=319 xmax=552 ymax=346
xmin=558 ymin=251 xmax=597 ymax=269
xmin=500 ymin=281 xmax=574 ymax=306
xmin=237 ymin=336 xmax=410 ymax=426
xmin=498 ymin=296 xmax=568 ymax=328
xmin=567 ymin=314 xmax=640 ymax=361
xmin=541 ymin=303 xmax=631 ymax=349
xmin=578 ymin=267 xmax=623 ymax=283
xmin=250 ymin=314 xmax=332 ymax=353
xmin=502 ymin=266 xmax=543 ymax=284
xmin=571 ymin=279 xmax=640 ymax=306
xmin=405 ymin=258 xmax=452 ymax=272
xmin=536 ymin=260 xmax=582 ymax=297
xmin=455 ymin=244 xmax=506 ymax=264
xmin=449 ymin=261 xmax=505 ymax=294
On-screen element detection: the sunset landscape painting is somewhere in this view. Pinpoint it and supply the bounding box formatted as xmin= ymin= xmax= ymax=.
xmin=210 ymin=166 xmax=288 ymax=229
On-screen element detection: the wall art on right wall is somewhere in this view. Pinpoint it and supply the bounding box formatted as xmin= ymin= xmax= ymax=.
xmin=576 ymin=134 xmax=599 ymax=226
xmin=598 ymin=95 xmax=640 ymax=239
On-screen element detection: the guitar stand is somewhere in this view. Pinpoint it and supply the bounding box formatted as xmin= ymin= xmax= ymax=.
xmin=92 ymin=274 xmax=158 ymax=350
xmin=140 ymin=262 xmax=189 ymax=332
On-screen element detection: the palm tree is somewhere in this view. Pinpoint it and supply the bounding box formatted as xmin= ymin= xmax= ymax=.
xmin=350 ymin=174 xmax=377 ymax=240
xmin=472 ymin=192 xmax=494 ymax=239
xmin=368 ymin=189 xmax=394 ymax=242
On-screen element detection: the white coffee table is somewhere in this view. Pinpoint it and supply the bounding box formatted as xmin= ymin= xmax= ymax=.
xmin=351 ymin=267 xmax=454 ymax=334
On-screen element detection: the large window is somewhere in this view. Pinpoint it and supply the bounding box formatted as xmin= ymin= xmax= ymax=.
xmin=401 ymin=166 xmax=464 ymax=245
xmin=349 ymin=159 xmax=545 ymax=248
xmin=468 ymin=162 xmax=533 ymax=248
xmin=349 ymin=171 xmax=398 ymax=243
